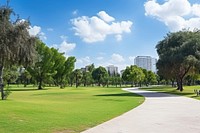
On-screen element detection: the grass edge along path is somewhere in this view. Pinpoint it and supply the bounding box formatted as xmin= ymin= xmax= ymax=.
xmin=0 ymin=86 xmax=144 ymax=133
xmin=141 ymin=85 xmax=200 ymax=100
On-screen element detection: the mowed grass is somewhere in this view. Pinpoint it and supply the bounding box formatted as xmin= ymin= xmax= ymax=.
xmin=0 ymin=86 xmax=144 ymax=133
xmin=141 ymin=85 xmax=200 ymax=100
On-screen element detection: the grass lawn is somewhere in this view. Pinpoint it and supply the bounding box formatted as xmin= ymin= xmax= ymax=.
xmin=0 ymin=85 xmax=144 ymax=133
xmin=141 ymin=85 xmax=200 ymax=100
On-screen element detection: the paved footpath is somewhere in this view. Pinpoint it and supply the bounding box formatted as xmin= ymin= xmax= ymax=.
xmin=82 ymin=88 xmax=200 ymax=133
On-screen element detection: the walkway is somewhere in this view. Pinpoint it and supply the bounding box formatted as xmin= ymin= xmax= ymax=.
xmin=82 ymin=88 xmax=200 ymax=133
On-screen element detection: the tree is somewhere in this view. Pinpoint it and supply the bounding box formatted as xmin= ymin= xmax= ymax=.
xmin=21 ymin=70 xmax=32 ymax=87
xmin=82 ymin=71 xmax=93 ymax=86
xmin=143 ymin=69 xmax=157 ymax=86
xmin=0 ymin=4 xmax=36 ymax=99
xmin=156 ymin=30 xmax=200 ymax=91
xmin=28 ymin=41 xmax=55 ymax=90
xmin=57 ymin=57 xmax=76 ymax=88
xmin=92 ymin=66 xmax=108 ymax=86
xmin=81 ymin=64 xmax=94 ymax=86
xmin=73 ymin=69 xmax=82 ymax=88
xmin=122 ymin=65 xmax=145 ymax=87
xmin=3 ymin=65 xmax=19 ymax=86
xmin=87 ymin=64 xmax=95 ymax=72
xmin=147 ymin=71 xmax=157 ymax=85
xmin=52 ymin=48 xmax=76 ymax=88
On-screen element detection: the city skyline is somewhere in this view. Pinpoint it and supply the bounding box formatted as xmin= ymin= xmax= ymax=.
xmin=4 ymin=0 xmax=200 ymax=70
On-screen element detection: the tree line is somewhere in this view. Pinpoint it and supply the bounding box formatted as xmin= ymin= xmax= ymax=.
xmin=0 ymin=3 xmax=159 ymax=100
xmin=2 ymin=2 xmax=200 ymax=100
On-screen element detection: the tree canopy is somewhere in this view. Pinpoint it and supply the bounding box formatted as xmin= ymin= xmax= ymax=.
xmin=92 ymin=66 xmax=108 ymax=86
xmin=122 ymin=65 xmax=145 ymax=87
xmin=156 ymin=30 xmax=200 ymax=91
xmin=0 ymin=4 xmax=37 ymax=99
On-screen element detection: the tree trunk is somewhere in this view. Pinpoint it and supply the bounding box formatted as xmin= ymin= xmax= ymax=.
xmin=98 ymin=79 xmax=100 ymax=86
xmin=0 ymin=65 xmax=4 ymax=100
xmin=171 ymin=80 xmax=174 ymax=87
xmin=177 ymin=78 xmax=183 ymax=91
xmin=75 ymin=75 xmax=78 ymax=88
xmin=38 ymin=78 xmax=43 ymax=90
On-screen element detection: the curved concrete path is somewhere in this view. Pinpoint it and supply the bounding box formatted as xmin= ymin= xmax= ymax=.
xmin=82 ymin=88 xmax=200 ymax=133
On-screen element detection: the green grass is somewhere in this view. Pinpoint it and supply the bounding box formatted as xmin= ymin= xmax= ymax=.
xmin=0 ymin=85 xmax=144 ymax=133
xmin=141 ymin=85 xmax=200 ymax=100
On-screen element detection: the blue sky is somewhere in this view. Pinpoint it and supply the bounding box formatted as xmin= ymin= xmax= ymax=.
xmin=2 ymin=0 xmax=200 ymax=70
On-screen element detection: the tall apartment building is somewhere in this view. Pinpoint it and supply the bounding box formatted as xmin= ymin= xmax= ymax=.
xmin=106 ymin=65 xmax=118 ymax=76
xmin=134 ymin=56 xmax=157 ymax=72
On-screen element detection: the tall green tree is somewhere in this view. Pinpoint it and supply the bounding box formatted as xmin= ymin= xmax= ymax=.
xmin=28 ymin=41 xmax=55 ymax=89
xmin=0 ymin=4 xmax=36 ymax=99
xmin=53 ymin=55 xmax=76 ymax=88
xmin=82 ymin=71 xmax=93 ymax=86
xmin=81 ymin=64 xmax=95 ymax=86
xmin=156 ymin=30 xmax=200 ymax=91
xmin=73 ymin=69 xmax=82 ymax=88
xmin=143 ymin=69 xmax=157 ymax=86
xmin=122 ymin=65 xmax=145 ymax=87
xmin=92 ymin=66 xmax=108 ymax=86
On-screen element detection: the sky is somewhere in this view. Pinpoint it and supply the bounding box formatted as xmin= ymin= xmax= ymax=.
xmin=1 ymin=0 xmax=200 ymax=71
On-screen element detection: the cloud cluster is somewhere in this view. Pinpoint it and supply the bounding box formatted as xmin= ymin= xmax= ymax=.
xmin=52 ymin=36 xmax=76 ymax=57
xmin=111 ymin=53 xmax=125 ymax=63
xmin=28 ymin=26 xmax=41 ymax=36
xmin=77 ymin=56 xmax=91 ymax=66
xmin=71 ymin=11 xmax=133 ymax=43
xmin=59 ymin=41 xmax=76 ymax=54
xmin=145 ymin=0 xmax=200 ymax=31
xmin=28 ymin=26 xmax=47 ymax=40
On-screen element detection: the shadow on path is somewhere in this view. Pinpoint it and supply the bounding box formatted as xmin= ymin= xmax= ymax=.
xmin=125 ymin=88 xmax=180 ymax=98
xmin=94 ymin=93 xmax=141 ymax=97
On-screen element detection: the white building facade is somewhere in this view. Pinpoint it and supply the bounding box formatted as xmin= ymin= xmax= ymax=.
xmin=106 ymin=65 xmax=118 ymax=76
xmin=134 ymin=56 xmax=157 ymax=72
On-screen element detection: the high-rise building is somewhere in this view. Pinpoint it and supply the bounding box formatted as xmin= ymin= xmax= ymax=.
xmin=134 ymin=56 xmax=157 ymax=72
xmin=106 ymin=65 xmax=118 ymax=76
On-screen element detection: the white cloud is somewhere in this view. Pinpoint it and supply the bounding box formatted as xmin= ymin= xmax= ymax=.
xmin=71 ymin=11 xmax=133 ymax=43
xmin=144 ymin=0 xmax=200 ymax=31
xmin=28 ymin=25 xmax=47 ymax=40
xmin=97 ymin=11 xmax=115 ymax=22
xmin=28 ymin=26 xmax=41 ymax=36
xmin=111 ymin=53 xmax=125 ymax=63
xmin=59 ymin=41 xmax=76 ymax=53
xmin=51 ymin=40 xmax=76 ymax=57
xmin=77 ymin=56 xmax=91 ymax=66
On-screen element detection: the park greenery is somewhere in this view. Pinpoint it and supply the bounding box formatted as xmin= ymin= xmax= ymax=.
xmin=156 ymin=30 xmax=200 ymax=91
xmin=0 ymin=86 xmax=144 ymax=133
xmin=141 ymin=86 xmax=200 ymax=100
xmin=1 ymin=2 xmax=200 ymax=100
xmin=0 ymin=4 xmax=37 ymax=100
xmin=2 ymin=1 xmax=200 ymax=133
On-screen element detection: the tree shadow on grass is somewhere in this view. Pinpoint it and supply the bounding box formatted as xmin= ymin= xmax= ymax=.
xmin=167 ymin=90 xmax=195 ymax=96
xmin=94 ymin=93 xmax=142 ymax=97
xmin=9 ymin=88 xmax=47 ymax=91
